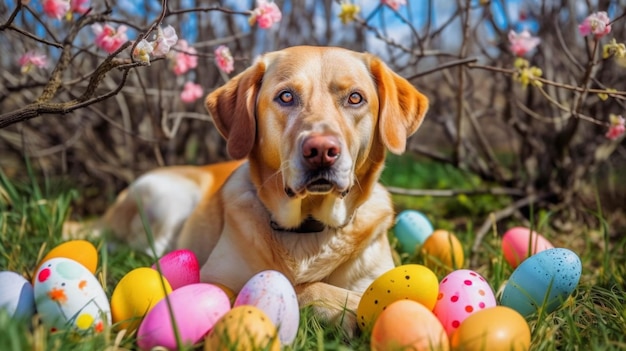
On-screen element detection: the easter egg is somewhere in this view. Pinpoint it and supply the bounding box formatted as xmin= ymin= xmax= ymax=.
xmin=432 ymin=269 xmax=497 ymax=336
xmin=357 ymin=264 xmax=439 ymax=331
xmin=502 ymin=227 xmax=554 ymax=268
xmin=111 ymin=267 xmax=173 ymax=331
xmin=137 ymin=283 xmax=230 ymax=350
xmin=205 ymin=305 xmax=280 ymax=351
xmin=152 ymin=249 xmax=200 ymax=290
xmin=35 ymin=240 xmax=98 ymax=278
xmin=34 ymin=257 xmax=111 ymax=332
xmin=500 ymin=248 xmax=581 ymax=317
xmin=371 ymin=300 xmax=449 ymax=351
xmin=421 ymin=229 xmax=465 ymax=271
xmin=234 ymin=270 xmax=299 ymax=345
xmin=393 ymin=210 xmax=434 ymax=253
xmin=450 ymin=306 xmax=531 ymax=351
xmin=0 ymin=271 xmax=35 ymax=320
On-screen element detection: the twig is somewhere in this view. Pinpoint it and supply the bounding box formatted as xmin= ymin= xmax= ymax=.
xmin=406 ymin=57 xmax=478 ymax=80
xmin=386 ymin=186 xmax=525 ymax=197
xmin=467 ymin=63 xmax=626 ymax=98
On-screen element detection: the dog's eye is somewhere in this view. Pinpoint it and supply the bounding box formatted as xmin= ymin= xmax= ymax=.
xmin=348 ymin=92 xmax=363 ymax=105
xmin=277 ymin=91 xmax=294 ymax=105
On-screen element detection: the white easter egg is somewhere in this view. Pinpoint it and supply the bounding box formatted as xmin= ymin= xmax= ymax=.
xmin=34 ymin=257 xmax=111 ymax=332
xmin=0 ymin=271 xmax=35 ymax=320
xmin=234 ymin=270 xmax=300 ymax=345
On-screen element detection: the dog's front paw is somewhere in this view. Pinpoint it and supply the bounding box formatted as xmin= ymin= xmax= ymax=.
xmin=296 ymin=282 xmax=362 ymax=336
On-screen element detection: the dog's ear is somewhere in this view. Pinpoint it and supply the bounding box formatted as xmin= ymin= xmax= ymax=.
xmin=205 ymin=59 xmax=266 ymax=159
xmin=369 ymin=57 xmax=429 ymax=154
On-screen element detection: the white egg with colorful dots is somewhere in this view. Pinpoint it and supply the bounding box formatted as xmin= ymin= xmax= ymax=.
xmin=234 ymin=270 xmax=299 ymax=345
xmin=34 ymin=257 xmax=111 ymax=333
xmin=432 ymin=269 xmax=497 ymax=336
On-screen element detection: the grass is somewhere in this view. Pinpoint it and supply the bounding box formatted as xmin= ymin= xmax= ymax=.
xmin=1 ymin=159 xmax=625 ymax=350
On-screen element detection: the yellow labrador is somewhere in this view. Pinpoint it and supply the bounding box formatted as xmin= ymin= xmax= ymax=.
xmin=90 ymin=46 xmax=428 ymax=331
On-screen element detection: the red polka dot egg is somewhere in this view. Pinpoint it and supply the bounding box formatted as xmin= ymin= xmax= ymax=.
xmin=432 ymin=269 xmax=497 ymax=336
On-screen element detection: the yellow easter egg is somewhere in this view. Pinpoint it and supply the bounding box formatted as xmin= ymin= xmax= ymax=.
xmin=111 ymin=267 xmax=172 ymax=331
xmin=205 ymin=305 xmax=280 ymax=351
xmin=421 ymin=230 xmax=464 ymax=271
xmin=357 ymin=264 xmax=439 ymax=331
xmin=450 ymin=306 xmax=531 ymax=351
xmin=35 ymin=240 xmax=98 ymax=280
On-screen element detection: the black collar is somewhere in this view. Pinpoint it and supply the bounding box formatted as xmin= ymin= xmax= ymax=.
xmin=270 ymin=216 xmax=327 ymax=233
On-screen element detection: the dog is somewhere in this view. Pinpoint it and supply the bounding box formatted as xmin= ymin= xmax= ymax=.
xmin=86 ymin=46 xmax=428 ymax=332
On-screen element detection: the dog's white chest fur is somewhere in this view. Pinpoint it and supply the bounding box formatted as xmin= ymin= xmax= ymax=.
xmin=277 ymin=229 xmax=349 ymax=283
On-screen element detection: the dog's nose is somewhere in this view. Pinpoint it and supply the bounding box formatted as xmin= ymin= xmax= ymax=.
xmin=302 ymin=134 xmax=341 ymax=168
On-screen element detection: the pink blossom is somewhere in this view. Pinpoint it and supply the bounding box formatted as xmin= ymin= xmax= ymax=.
xmin=214 ymin=45 xmax=234 ymax=74
xmin=606 ymin=114 xmax=625 ymax=140
xmin=579 ymin=12 xmax=611 ymax=38
xmin=180 ymin=81 xmax=204 ymax=103
xmin=92 ymin=23 xmax=128 ymax=54
xmin=508 ymin=30 xmax=541 ymax=57
xmin=19 ymin=51 xmax=48 ymax=73
xmin=249 ymin=0 xmax=282 ymax=29
xmin=152 ymin=25 xmax=178 ymax=56
xmin=382 ymin=0 xmax=406 ymax=11
xmin=42 ymin=0 xmax=70 ymax=20
xmin=172 ymin=40 xmax=198 ymax=75
xmin=70 ymin=0 xmax=89 ymax=14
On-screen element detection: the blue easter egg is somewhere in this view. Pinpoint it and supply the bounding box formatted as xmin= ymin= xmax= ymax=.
xmin=0 ymin=271 xmax=35 ymax=320
xmin=500 ymin=248 xmax=581 ymax=317
xmin=393 ymin=210 xmax=434 ymax=253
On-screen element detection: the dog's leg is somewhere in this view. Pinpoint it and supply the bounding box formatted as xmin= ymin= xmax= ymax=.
xmin=99 ymin=172 xmax=204 ymax=256
xmin=295 ymin=282 xmax=361 ymax=335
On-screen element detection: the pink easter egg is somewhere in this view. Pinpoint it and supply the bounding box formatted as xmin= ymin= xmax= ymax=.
xmin=136 ymin=283 xmax=230 ymax=350
xmin=432 ymin=269 xmax=496 ymax=336
xmin=502 ymin=227 xmax=554 ymax=268
xmin=152 ymin=249 xmax=200 ymax=290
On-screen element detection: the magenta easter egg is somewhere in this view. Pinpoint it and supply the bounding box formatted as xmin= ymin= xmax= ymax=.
xmin=234 ymin=270 xmax=299 ymax=345
xmin=152 ymin=249 xmax=200 ymax=290
xmin=137 ymin=283 xmax=230 ymax=350
xmin=502 ymin=227 xmax=553 ymax=268
xmin=433 ymin=269 xmax=496 ymax=336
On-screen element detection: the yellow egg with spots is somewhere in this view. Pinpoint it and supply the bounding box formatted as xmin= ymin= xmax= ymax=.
xmin=110 ymin=267 xmax=172 ymax=331
xmin=421 ymin=230 xmax=465 ymax=271
xmin=205 ymin=305 xmax=280 ymax=351
xmin=357 ymin=264 xmax=439 ymax=331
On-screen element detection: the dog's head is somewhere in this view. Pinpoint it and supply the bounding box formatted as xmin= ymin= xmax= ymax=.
xmin=206 ymin=46 xmax=428 ymax=230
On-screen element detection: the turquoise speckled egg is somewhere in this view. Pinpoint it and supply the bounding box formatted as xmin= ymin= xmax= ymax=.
xmin=500 ymin=248 xmax=581 ymax=317
xmin=393 ymin=210 xmax=434 ymax=253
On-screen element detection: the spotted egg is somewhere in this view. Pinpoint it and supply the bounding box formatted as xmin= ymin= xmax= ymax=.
xmin=233 ymin=270 xmax=299 ymax=345
xmin=357 ymin=264 xmax=439 ymax=331
xmin=500 ymin=248 xmax=581 ymax=317
xmin=433 ymin=269 xmax=497 ymax=336
xmin=34 ymin=257 xmax=111 ymax=332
